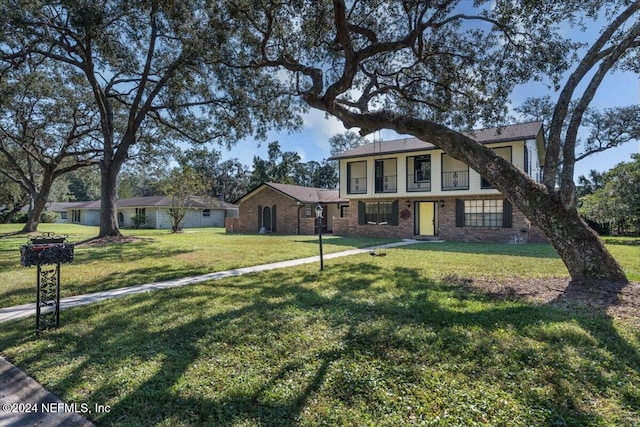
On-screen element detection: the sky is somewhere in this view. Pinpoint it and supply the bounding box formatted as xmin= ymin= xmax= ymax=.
xmin=219 ymin=10 xmax=640 ymax=182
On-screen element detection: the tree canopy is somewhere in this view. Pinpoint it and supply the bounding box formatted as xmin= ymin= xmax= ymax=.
xmin=0 ymin=0 xmax=301 ymax=237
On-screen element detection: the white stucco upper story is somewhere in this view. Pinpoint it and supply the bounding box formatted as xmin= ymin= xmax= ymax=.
xmin=329 ymin=121 xmax=545 ymax=199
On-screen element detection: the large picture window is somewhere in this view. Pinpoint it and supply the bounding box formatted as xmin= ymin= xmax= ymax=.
xmin=464 ymin=199 xmax=503 ymax=227
xmin=366 ymin=201 xmax=393 ymax=224
xmin=358 ymin=200 xmax=399 ymax=226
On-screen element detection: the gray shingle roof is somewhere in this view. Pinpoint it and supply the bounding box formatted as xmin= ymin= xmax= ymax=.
xmin=329 ymin=121 xmax=543 ymax=160
xmin=265 ymin=182 xmax=347 ymax=203
xmin=237 ymin=182 xmax=346 ymax=204
xmin=66 ymin=196 xmax=237 ymax=210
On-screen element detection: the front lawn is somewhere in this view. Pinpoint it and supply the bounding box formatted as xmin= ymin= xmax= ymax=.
xmin=0 ymin=242 xmax=638 ymax=426
xmin=0 ymin=224 xmax=396 ymax=308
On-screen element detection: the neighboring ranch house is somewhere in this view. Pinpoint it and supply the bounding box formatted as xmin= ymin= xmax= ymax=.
xmin=67 ymin=196 xmax=238 ymax=229
xmin=226 ymin=182 xmax=348 ymax=235
xmin=328 ymin=121 xmax=547 ymax=243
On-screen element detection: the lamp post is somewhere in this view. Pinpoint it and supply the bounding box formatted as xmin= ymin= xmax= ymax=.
xmin=315 ymin=203 xmax=324 ymax=271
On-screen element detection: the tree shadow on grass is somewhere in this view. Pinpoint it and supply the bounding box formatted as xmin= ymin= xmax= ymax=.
xmin=402 ymin=240 xmax=561 ymax=259
xmin=0 ymin=262 xmax=638 ymax=426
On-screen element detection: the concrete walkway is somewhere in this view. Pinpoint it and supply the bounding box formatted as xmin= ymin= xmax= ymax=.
xmin=0 ymin=239 xmax=420 ymax=426
xmin=0 ymin=239 xmax=418 ymax=324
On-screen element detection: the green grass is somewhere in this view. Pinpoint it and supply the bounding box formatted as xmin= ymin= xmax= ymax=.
xmin=1 ymin=225 xmax=638 ymax=425
xmin=0 ymin=224 xmax=396 ymax=308
xmin=0 ymin=252 xmax=638 ymax=426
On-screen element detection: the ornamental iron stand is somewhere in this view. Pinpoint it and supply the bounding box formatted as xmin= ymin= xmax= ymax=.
xmin=315 ymin=204 xmax=324 ymax=271
xmin=20 ymin=232 xmax=74 ymax=335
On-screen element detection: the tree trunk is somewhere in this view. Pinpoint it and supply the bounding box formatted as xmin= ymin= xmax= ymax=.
xmin=98 ymin=162 xmax=122 ymax=238
xmin=2 ymin=205 xmax=23 ymax=224
xmin=527 ymin=199 xmax=628 ymax=284
xmin=21 ymin=175 xmax=54 ymax=233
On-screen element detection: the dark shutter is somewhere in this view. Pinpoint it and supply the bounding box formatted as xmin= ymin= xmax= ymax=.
xmin=455 ymin=199 xmax=465 ymax=228
xmin=258 ymin=205 xmax=262 ymax=230
xmin=391 ymin=200 xmax=399 ymax=226
xmin=346 ymin=163 xmax=352 ymax=194
xmin=503 ymin=199 xmax=513 ymax=228
xmin=272 ymin=205 xmax=277 ymax=232
xmin=358 ymin=201 xmax=366 ymax=225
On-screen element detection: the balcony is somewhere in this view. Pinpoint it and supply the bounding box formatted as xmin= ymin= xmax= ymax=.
xmin=442 ymin=170 xmax=469 ymax=191
xmin=348 ymin=177 xmax=367 ymax=194
xmin=375 ymin=175 xmax=397 ymax=193
xmin=407 ymin=171 xmax=431 ymax=192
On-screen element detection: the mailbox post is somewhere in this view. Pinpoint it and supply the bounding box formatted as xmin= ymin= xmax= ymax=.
xmin=20 ymin=232 xmax=74 ymax=335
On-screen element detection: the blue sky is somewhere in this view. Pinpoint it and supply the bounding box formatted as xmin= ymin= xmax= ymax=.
xmin=220 ymin=12 xmax=640 ymax=181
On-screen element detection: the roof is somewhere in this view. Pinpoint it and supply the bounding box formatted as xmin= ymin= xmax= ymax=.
xmin=329 ymin=121 xmax=544 ymax=160
xmin=65 ymin=196 xmax=237 ymax=210
xmin=236 ymin=182 xmax=347 ymax=205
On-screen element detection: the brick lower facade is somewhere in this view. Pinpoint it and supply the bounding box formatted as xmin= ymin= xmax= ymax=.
xmin=332 ymin=196 xmax=547 ymax=243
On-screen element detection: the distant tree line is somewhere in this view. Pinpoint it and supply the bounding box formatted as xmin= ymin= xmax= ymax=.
xmin=579 ymin=154 xmax=640 ymax=236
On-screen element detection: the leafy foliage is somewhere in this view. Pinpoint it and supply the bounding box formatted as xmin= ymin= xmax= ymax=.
xmin=160 ymin=167 xmax=210 ymax=232
xmin=580 ymin=154 xmax=640 ymax=235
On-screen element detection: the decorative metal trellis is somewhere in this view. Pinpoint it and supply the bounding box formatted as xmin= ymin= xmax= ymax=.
xmin=20 ymin=232 xmax=74 ymax=335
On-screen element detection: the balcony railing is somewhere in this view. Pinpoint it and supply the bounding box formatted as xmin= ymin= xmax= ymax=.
xmin=407 ymin=172 xmax=431 ymax=192
xmin=442 ymin=170 xmax=469 ymax=190
xmin=375 ymin=175 xmax=397 ymax=193
xmin=348 ymin=177 xmax=367 ymax=194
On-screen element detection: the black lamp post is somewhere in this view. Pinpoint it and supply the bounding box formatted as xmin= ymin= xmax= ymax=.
xmin=315 ymin=203 xmax=324 ymax=271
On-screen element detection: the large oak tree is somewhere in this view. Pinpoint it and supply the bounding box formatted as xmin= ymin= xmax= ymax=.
xmin=0 ymin=0 xmax=300 ymax=238
xmin=221 ymin=0 xmax=638 ymax=285
xmin=0 ymin=61 xmax=101 ymax=232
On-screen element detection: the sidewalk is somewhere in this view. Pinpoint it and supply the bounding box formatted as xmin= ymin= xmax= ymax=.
xmin=0 ymin=239 xmax=418 ymax=324
xmin=0 ymin=239 xmax=420 ymax=426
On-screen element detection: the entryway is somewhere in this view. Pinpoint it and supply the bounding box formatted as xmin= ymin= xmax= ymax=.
xmin=416 ymin=201 xmax=437 ymax=236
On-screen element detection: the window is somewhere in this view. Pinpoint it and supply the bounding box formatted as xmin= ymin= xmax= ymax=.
xmin=358 ymin=201 xmax=399 ymax=226
xmin=374 ymin=159 xmax=397 ymax=193
xmin=347 ymin=161 xmax=367 ymax=194
xmin=72 ymin=210 xmax=81 ymax=223
xmin=135 ymin=208 xmax=146 ymax=217
xmin=305 ymin=204 xmax=314 ymax=217
xmin=464 ymin=199 xmax=503 ymax=227
xmin=60 ymin=212 xmax=67 ymax=220
xmin=340 ymin=205 xmax=350 ymax=218
xmin=414 ymin=156 xmax=431 ymax=182
xmin=203 ymin=209 xmax=210 ymax=217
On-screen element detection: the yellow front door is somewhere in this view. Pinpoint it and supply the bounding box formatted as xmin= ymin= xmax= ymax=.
xmin=418 ymin=202 xmax=436 ymax=236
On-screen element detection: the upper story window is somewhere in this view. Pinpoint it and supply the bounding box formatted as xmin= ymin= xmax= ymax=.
xmin=347 ymin=161 xmax=367 ymax=194
xmin=441 ymin=154 xmax=469 ymax=191
xmin=407 ymin=155 xmax=431 ymax=192
xmin=374 ymin=158 xmax=397 ymax=193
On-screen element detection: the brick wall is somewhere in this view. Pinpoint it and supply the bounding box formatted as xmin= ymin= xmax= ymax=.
xmin=333 ymin=196 xmax=547 ymax=243
xmin=225 ymin=187 xmax=302 ymax=234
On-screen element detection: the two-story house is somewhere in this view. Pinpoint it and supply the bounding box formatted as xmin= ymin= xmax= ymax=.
xmin=328 ymin=121 xmax=547 ymax=243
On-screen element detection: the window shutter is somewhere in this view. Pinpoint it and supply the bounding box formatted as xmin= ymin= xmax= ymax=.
xmin=258 ymin=205 xmax=262 ymax=230
xmin=391 ymin=200 xmax=399 ymax=226
xmin=455 ymin=199 xmax=465 ymax=228
xmin=358 ymin=201 xmax=366 ymax=225
xmin=503 ymin=199 xmax=513 ymax=228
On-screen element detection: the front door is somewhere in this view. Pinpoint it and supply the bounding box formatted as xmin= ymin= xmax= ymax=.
xmin=417 ymin=202 xmax=436 ymax=236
